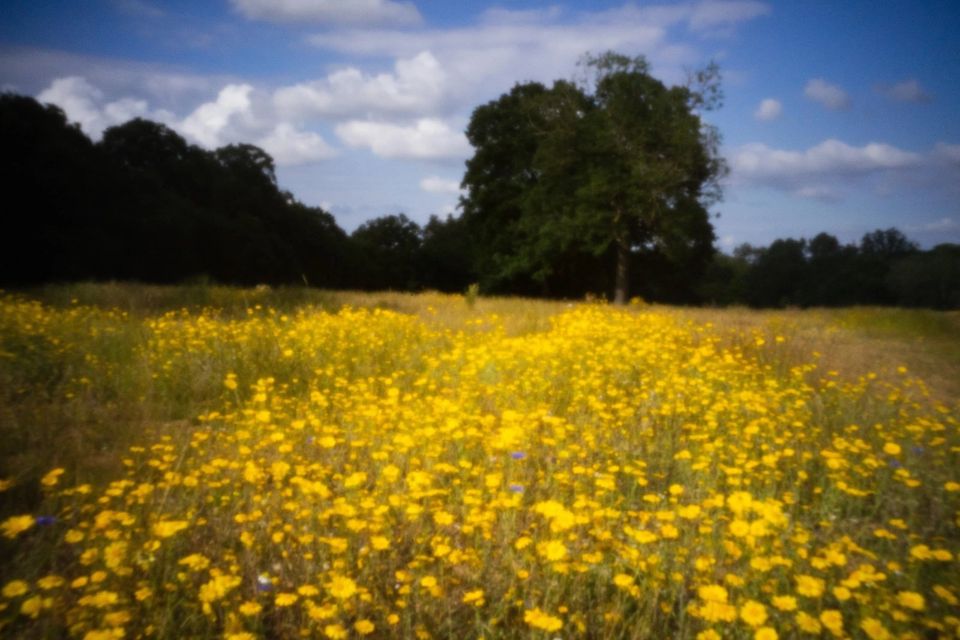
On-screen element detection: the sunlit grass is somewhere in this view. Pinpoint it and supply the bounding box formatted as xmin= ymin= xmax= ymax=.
xmin=0 ymin=285 xmax=957 ymax=639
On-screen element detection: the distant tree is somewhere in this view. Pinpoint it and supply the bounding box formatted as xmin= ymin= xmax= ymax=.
xmin=860 ymin=228 xmax=918 ymax=258
xmin=418 ymin=214 xmax=475 ymax=292
xmin=350 ymin=214 xmax=423 ymax=290
xmin=888 ymin=244 xmax=960 ymax=309
xmin=743 ymin=238 xmax=807 ymax=307
xmin=801 ymin=233 xmax=860 ymax=306
xmin=856 ymin=228 xmax=919 ymax=304
xmin=696 ymin=252 xmax=750 ymax=305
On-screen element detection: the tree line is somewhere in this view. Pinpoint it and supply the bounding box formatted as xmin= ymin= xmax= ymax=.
xmin=2 ymin=83 xmax=958 ymax=308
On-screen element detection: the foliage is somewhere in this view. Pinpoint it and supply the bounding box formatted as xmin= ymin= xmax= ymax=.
xmin=0 ymin=288 xmax=958 ymax=639
xmin=701 ymin=230 xmax=958 ymax=309
xmin=0 ymin=95 xmax=349 ymax=288
xmin=460 ymin=52 xmax=724 ymax=302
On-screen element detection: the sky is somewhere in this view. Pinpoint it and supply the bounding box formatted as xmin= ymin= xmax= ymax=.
xmin=2 ymin=0 xmax=959 ymax=249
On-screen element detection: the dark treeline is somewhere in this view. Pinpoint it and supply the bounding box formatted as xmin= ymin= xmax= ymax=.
xmin=2 ymin=92 xmax=959 ymax=308
xmin=700 ymin=230 xmax=960 ymax=309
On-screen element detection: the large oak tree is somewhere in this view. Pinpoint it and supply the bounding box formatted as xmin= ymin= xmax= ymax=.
xmin=461 ymin=52 xmax=726 ymax=302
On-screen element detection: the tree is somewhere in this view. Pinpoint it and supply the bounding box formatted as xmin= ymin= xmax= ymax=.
xmin=742 ymin=238 xmax=807 ymax=307
xmin=887 ymin=244 xmax=960 ymax=309
xmin=350 ymin=214 xmax=423 ymax=291
xmin=460 ymin=52 xmax=724 ymax=302
xmin=418 ymin=214 xmax=475 ymax=292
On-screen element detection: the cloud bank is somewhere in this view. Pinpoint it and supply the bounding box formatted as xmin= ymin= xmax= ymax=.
xmin=230 ymin=0 xmax=422 ymax=27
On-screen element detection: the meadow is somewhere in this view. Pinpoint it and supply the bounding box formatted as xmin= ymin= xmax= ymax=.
xmin=1 ymin=284 xmax=958 ymax=639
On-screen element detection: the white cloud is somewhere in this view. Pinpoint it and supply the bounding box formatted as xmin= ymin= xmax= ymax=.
xmin=419 ymin=176 xmax=462 ymax=194
xmin=37 ymin=76 xmax=106 ymax=133
xmin=36 ymin=76 xmax=173 ymax=138
xmin=230 ymin=0 xmax=421 ymax=26
xmin=753 ymin=97 xmax=781 ymax=121
xmin=336 ymin=118 xmax=470 ymax=160
xmin=804 ymin=78 xmax=849 ymax=110
xmin=877 ymin=79 xmax=930 ymax=103
xmin=274 ymin=51 xmax=445 ymax=120
xmin=732 ymin=139 xmax=921 ymax=180
xmin=305 ymin=2 xmax=769 ymax=108
xmin=724 ymin=138 xmax=960 ymax=202
xmin=179 ymin=84 xmax=255 ymax=147
xmin=258 ymin=123 xmax=338 ymax=165
xmin=687 ymin=1 xmax=771 ymax=34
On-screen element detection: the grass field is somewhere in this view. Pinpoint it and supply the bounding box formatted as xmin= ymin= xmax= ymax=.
xmin=1 ymin=284 xmax=958 ymax=639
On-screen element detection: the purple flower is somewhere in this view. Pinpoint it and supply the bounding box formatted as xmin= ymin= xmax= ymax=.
xmin=36 ymin=515 xmax=56 ymax=526
xmin=509 ymin=484 xmax=524 ymax=493
xmin=510 ymin=451 xmax=526 ymax=460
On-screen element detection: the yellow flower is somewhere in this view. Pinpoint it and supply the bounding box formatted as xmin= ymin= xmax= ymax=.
xmin=274 ymin=592 xmax=298 ymax=607
xmin=41 ymin=468 xmax=66 ymax=487
xmin=755 ymin=628 xmax=778 ymax=640
xmin=2 ymin=580 xmax=29 ymax=598
xmin=64 ymin=529 xmax=85 ymax=543
xmin=462 ymin=589 xmax=485 ymax=606
xmin=178 ymin=554 xmax=211 ymax=572
xmin=78 ymin=590 xmax=120 ymax=609
xmin=37 ymin=575 xmax=65 ymax=590
xmin=729 ymin=519 xmax=750 ymax=537
xmin=933 ymin=585 xmax=958 ymax=605
xmin=882 ymin=442 xmax=901 ymax=456
xmin=819 ymin=609 xmax=843 ymax=636
xmin=613 ymin=573 xmax=635 ymax=589
xmin=896 ymin=591 xmax=925 ymax=611
xmin=696 ymin=631 xmax=721 ymax=640
xmin=354 ymin=620 xmax=375 ymax=635
xmin=326 ymin=575 xmax=357 ymax=600
xmin=796 ymin=611 xmax=822 ymax=634
xmin=1 ymin=515 xmax=35 ymax=538
xmin=740 ymin=600 xmax=768 ymax=627
xmin=198 ymin=575 xmax=241 ymax=603
xmin=239 ymin=601 xmax=262 ymax=616
xmin=323 ymin=624 xmax=348 ymax=639
xmin=860 ymin=618 xmax=892 ymax=640
xmin=697 ymin=584 xmax=728 ymax=603
xmin=795 ymin=574 xmax=825 ymax=598
xmin=524 ymin=607 xmax=563 ymax=632
xmin=771 ymin=595 xmax=797 ymax=611
xmin=152 ymin=520 xmax=189 ymax=538
xmin=370 ymin=535 xmax=390 ymax=550
xmin=537 ymin=539 xmax=568 ymax=562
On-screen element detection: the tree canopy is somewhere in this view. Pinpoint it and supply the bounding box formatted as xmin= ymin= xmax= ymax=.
xmin=460 ymin=51 xmax=725 ymax=302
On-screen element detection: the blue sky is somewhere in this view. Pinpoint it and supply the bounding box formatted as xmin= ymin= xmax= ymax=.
xmin=2 ymin=0 xmax=959 ymax=249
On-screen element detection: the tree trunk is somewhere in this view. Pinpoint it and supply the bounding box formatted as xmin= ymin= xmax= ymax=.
xmin=614 ymin=235 xmax=629 ymax=305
